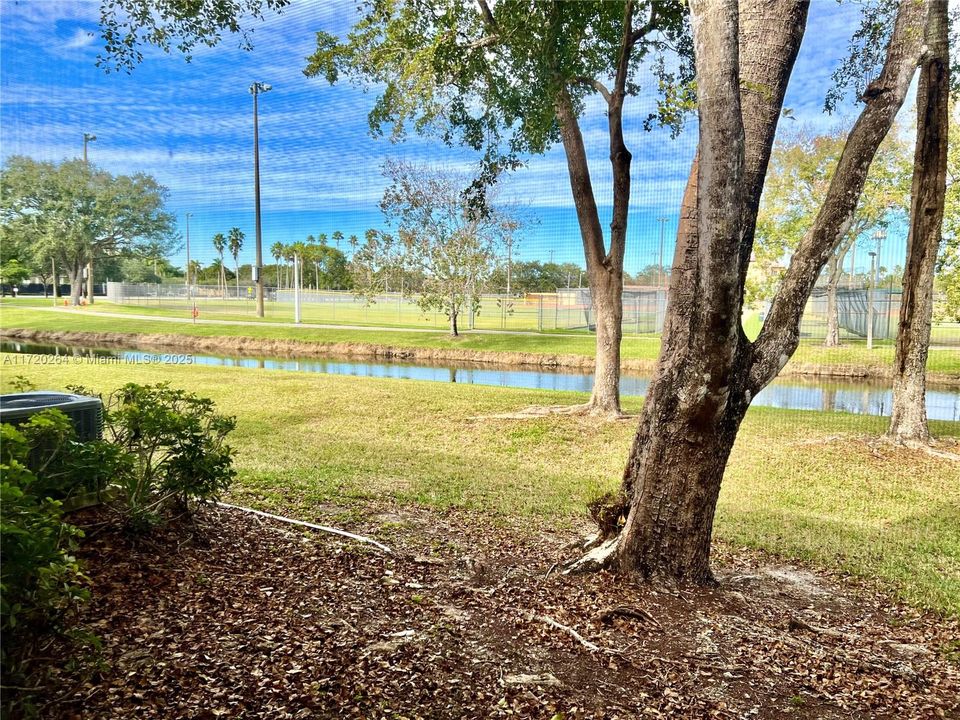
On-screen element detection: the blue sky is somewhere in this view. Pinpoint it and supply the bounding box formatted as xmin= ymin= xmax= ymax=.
xmin=0 ymin=0 xmax=912 ymax=276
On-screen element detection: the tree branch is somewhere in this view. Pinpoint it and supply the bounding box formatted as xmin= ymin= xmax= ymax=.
xmin=569 ymin=76 xmax=612 ymax=104
xmin=749 ymin=0 xmax=928 ymax=394
xmin=476 ymin=0 xmax=498 ymax=32
xmin=628 ymin=5 xmax=658 ymax=48
xmin=613 ymin=0 xmax=636 ymax=98
xmin=467 ymin=35 xmax=498 ymax=50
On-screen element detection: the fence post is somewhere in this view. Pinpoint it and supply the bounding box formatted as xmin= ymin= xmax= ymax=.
xmin=635 ymin=295 xmax=641 ymax=335
xmin=538 ymin=295 xmax=543 ymax=332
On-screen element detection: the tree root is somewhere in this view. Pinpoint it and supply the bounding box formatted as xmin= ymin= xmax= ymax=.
xmin=470 ymin=402 xmax=630 ymax=421
xmin=598 ymin=605 xmax=661 ymax=629
xmin=879 ymin=435 xmax=960 ymax=460
xmin=531 ymin=613 xmax=602 ymax=652
xmin=563 ymin=536 xmax=620 ymax=574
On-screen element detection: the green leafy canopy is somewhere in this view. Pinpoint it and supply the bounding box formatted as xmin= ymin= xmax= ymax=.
xmin=305 ymin=1 xmax=693 ymax=181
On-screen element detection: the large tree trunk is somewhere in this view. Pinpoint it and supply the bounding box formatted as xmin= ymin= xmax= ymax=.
xmin=556 ymin=87 xmax=626 ymax=417
xmin=86 ymin=260 xmax=95 ymax=304
xmin=551 ymin=1 xmax=636 ymax=417
xmin=69 ymin=263 xmax=84 ymax=306
xmin=51 ymin=258 xmax=59 ymax=299
xmin=610 ymin=0 xmax=808 ymax=580
xmin=888 ymin=2 xmax=949 ymax=443
xmin=824 ymin=254 xmax=841 ymax=346
xmin=572 ymin=0 xmax=926 ymax=582
xmin=590 ymin=268 xmax=623 ymax=413
xmin=450 ymin=304 xmax=459 ymax=336
xmin=615 ymin=0 xmax=755 ymax=580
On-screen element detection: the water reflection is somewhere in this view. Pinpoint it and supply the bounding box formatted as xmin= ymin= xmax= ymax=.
xmin=2 ymin=340 xmax=957 ymax=422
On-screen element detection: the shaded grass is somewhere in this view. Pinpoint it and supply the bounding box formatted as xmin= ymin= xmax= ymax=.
xmin=2 ymin=355 xmax=958 ymax=615
xmin=3 ymin=304 xmax=958 ymax=377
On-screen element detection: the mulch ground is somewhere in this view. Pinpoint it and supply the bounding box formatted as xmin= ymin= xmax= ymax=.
xmin=10 ymin=502 xmax=960 ymax=719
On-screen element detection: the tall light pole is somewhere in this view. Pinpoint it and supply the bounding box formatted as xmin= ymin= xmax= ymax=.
xmin=250 ymin=81 xmax=272 ymax=318
xmin=83 ymin=132 xmax=96 ymax=163
xmin=83 ymin=133 xmax=97 ymax=304
xmin=185 ymin=212 xmax=193 ymax=298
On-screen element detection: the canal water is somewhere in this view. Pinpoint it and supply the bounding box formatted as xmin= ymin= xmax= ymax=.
xmin=2 ymin=340 xmax=958 ymax=422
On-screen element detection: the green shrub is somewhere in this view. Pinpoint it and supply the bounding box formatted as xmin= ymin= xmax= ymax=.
xmin=0 ymin=424 xmax=88 ymax=660
xmin=103 ymin=382 xmax=237 ymax=529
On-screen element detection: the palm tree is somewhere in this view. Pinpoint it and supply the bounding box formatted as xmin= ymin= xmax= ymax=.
xmin=270 ymin=241 xmax=284 ymax=290
xmin=212 ymin=232 xmax=227 ymax=298
xmin=228 ymin=227 xmax=244 ymax=299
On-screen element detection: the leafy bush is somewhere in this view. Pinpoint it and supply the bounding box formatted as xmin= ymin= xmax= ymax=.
xmin=0 ymin=423 xmax=88 ymax=659
xmin=1 ymin=383 xmax=237 ymax=706
xmin=102 ymin=383 xmax=237 ymax=529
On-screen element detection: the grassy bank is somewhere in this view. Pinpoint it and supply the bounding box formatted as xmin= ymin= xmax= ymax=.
xmin=2 ymin=354 xmax=958 ymax=615
xmin=3 ymin=303 xmax=958 ymax=379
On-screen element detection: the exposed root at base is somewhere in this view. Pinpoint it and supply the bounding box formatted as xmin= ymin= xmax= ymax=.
xmin=471 ymin=403 xmax=630 ymax=421
xmin=880 ymin=435 xmax=960 ymax=461
xmin=563 ymin=536 xmax=620 ymax=574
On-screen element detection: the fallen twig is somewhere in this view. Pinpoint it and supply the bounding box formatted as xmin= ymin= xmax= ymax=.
xmin=216 ymin=502 xmax=393 ymax=553
xmin=534 ymin=614 xmax=601 ymax=652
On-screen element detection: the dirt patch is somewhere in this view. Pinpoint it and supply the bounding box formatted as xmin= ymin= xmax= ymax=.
xmin=9 ymin=502 xmax=959 ymax=719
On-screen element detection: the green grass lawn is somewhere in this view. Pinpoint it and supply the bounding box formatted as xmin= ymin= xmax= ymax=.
xmin=12 ymin=293 xmax=595 ymax=332
xmin=3 ymin=303 xmax=958 ymax=377
xmin=3 ymin=355 xmax=958 ymax=615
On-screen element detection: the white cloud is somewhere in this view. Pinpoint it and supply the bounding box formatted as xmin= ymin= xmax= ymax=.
xmin=62 ymin=28 xmax=95 ymax=50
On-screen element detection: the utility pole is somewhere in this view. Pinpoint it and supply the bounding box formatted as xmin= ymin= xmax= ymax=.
xmin=83 ymin=133 xmax=96 ymax=304
xmin=250 ymin=81 xmax=272 ymax=318
xmin=185 ymin=212 xmax=193 ymax=299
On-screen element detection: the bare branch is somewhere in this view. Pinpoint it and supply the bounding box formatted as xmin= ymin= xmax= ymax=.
xmin=476 ymin=0 xmax=498 ymax=32
xmin=467 ymin=35 xmax=499 ymax=50
xmin=749 ymin=0 xmax=929 ymax=394
xmin=569 ymin=76 xmax=612 ymax=104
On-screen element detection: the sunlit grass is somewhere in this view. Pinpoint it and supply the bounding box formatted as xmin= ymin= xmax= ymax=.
xmin=3 ymin=355 xmax=958 ymax=615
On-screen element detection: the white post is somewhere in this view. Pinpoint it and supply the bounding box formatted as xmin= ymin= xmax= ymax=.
xmin=293 ymin=253 xmax=302 ymax=324
xmin=866 ymin=251 xmax=876 ymax=350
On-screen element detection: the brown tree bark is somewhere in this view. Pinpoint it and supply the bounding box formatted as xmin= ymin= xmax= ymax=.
xmin=888 ymin=1 xmax=949 ymax=443
xmin=550 ymin=2 xmax=643 ymax=417
xmin=450 ymin=299 xmax=459 ymax=336
xmin=750 ymin=0 xmax=927 ymax=393
xmin=69 ymin=263 xmax=84 ymax=306
xmin=87 ymin=259 xmax=95 ymax=304
xmin=556 ymin=87 xmax=625 ymax=416
xmin=570 ymin=0 xmax=928 ymax=582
